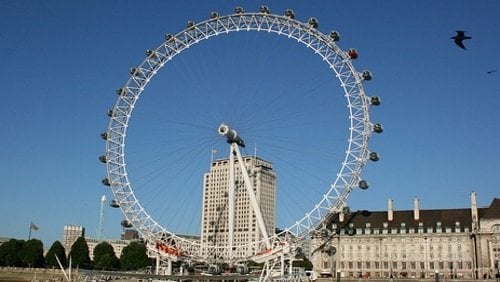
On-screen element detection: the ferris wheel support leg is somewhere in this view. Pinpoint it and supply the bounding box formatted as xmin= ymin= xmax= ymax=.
xmin=228 ymin=144 xmax=235 ymax=260
xmin=232 ymin=143 xmax=272 ymax=250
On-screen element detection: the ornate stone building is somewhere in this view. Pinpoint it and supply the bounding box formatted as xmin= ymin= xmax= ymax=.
xmin=310 ymin=192 xmax=500 ymax=280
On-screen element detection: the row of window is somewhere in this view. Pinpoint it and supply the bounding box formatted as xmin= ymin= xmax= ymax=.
xmin=336 ymin=226 xmax=471 ymax=236
xmin=339 ymin=243 xmax=468 ymax=253
xmin=325 ymin=260 xmax=473 ymax=271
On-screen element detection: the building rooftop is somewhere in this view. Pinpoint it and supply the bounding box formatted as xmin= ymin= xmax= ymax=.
xmin=326 ymin=197 xmax=499 ymax=232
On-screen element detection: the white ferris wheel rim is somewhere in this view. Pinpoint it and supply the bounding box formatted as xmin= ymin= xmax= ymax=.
xmin=103 ymin=7 xmax=377 ymax=262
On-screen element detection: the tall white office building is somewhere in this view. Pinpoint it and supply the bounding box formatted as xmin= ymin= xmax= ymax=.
xmin=63 ymin=225 xmax=85 ymax=254
xmin=200 ymin=156 xmax=276 ymax=259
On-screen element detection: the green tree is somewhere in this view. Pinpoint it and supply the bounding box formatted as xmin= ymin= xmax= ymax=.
xmin=45 ymin=241 xmax=67 ymax=268
xmin=93 ymin=242 xmax=120 ymax=270
xmin=0 ymin=239 xmax=25 ymax=267
xmin=68 ymin=237 xmax=92 ymax=269
xmin=120 ymin=241 xmax=150 ymax=270
xmin=21 ymin=239 xmax=45 ymax=267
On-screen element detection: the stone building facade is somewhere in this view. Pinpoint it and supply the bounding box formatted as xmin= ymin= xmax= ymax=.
xmin=310 ymin=192 xmax=500 ymax=280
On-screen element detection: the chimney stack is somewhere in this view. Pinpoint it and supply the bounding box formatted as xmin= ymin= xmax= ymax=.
xmin=387 ymin=198 xmax=394 ymax=221
xmin=413 ymin=197 xmax=420 ymax=221
xmin=470 ymin=191 xmax=478 ymax=231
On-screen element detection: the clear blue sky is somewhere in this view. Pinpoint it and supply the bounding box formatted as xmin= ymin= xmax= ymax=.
xmin=1 ymin=0 xmax=499 ymax=250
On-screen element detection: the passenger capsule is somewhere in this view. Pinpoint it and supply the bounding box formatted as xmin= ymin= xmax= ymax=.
xmin=130 ymin=67 xmax=140 ymax=76
xmin=342 ymin=206 xmax=351 ymax=214
xmin=210 ymin=12 xmax=219 ymax=19
xmin=346 ymin=227 xmax=356 ymax=236
xmin=146 ymin=49 xmax=156 ymax=58
xmin=308 ymin=17 xmax=319 ymax=29
xmin=284 ymin=9 xmax=295 ymax=19
xmin=348 ymin=48 xmax=358 ymax=59
xmin=370 ymin=96 xmax=381 ymax=106
xmin=358 ymin=180 xmax=369 ymax=190
xmin=100 ymin=132 xmax=109 ymax=140
xmin=165 ymin=33 xmax=174 ymax=41
xmin=121 ymin=219 xmax=133 ymax=228
xmin=102 ymin=178 xmax=111 ymax=186
xmin=234 ymin=6 xmax=244 ymax=14
xmin=369 ymin=152 xmax=380 ymax=162
xmin=109 ymin=199 xmax=120 ymax=208
xmin=259 ymin=5 xmax=270 ymax=14
xmin=373 ymin=123 xmax=383 ymax=133
xmin=320 ymin=228 xmax=330 ymax=237
xmin=330 ymin=31 xmax=340 ymax=41
xmin=106 ymin=109 xmax=114 ymax=117
xmin=116 ymin=88 xmax=125 ymax=95
xmin=98 ymin=155 xmax=109 ymax=163
xmin=361 ymin=70 xmax=373 ymax=81
xmin=186 ymin=21 xmax=195 ymax=29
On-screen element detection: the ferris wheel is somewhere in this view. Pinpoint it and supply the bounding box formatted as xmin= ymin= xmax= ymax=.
xmin=100 ymin=5 xmax=382 ymax=269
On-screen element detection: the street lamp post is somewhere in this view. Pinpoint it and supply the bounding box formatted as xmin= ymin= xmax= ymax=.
xmin=495 ymin=235 xmax=500 ymax=282
xmin=336 ymin=234 xmax=341 ymax=282
xmin=379 ymin=237 xmax=383 ymax=279
xmin=424 ymin=237 xmax=428 ymax=279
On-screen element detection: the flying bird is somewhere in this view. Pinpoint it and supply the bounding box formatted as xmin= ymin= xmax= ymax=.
xmin=451 ymin=31 xmax=471 ymax=50
xmin=487 ymin=70 xmax=497 ymax=74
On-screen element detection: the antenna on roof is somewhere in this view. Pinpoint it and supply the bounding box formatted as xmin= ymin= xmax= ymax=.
xmin=210 ymin=148 xmax=217 ymax=162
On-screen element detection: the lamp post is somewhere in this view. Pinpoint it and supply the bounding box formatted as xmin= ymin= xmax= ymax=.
xmin=336 ymin=234 xmax=341 ymax=282
xmin=495 ymin=234 xmax=500 ymax=282
xmin=423 ymin=237 xmax=428 ymax=279
xmin=379 ymin=237 xmax=383 ymax=279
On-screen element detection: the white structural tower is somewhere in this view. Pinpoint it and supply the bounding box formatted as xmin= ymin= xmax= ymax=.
xmin=200 ymin=124 xmax=276 ymax=262
xmin=98 ymin=195 xmax=106 ymax=241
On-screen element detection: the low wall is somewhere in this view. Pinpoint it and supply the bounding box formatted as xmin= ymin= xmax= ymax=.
xmin=0 ymin=267 xmax=71 ymax=282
